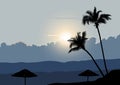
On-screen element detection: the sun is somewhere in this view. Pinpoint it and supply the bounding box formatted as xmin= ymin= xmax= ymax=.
xmin=59 ymin=32 xmax=71 ymax=41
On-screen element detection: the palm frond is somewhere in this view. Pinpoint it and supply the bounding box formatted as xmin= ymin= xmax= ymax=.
xmin=93 ymin=8 xmax=102 ymax=22
xmin=69 ymin=43 xmax=77 ymax=48
xmin=93 ymin=7 xmax=97 ymax=15
xmin=96 ymin=10 xmax=102 ymax=16
xmin=81 ymin=31 xmax=87 ymax=49
xmin=76 ymin=32 xmax=81 ymax=41
xmin=82 ymin=16 xmax=91 ymax=25
xmin=68 ymin=47 xmax=80 ymax=53
xmin=86 ymin=10 xmax=93 ymax=16
xmin=68 ymin=38 xmax=76 ymax=42
xmin=97 ymin=14 xmax=111 ymax=24
xmin=68 ymin=38 xmax=78 ymax=48
xmin=82 ymin=31 xmax=86 ymax=38
xmin=97 ymin=18 xmax=106 ymax=24
xmin=96 ymin=10 xmax=102 ymax=20
xmin=82 ymin=31 xmax=88 ymax=41
xmin=99 ymin=14 xmax=111 ymax=20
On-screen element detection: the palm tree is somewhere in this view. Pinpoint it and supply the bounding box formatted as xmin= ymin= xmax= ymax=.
xmin=82 ymin=7 xmax=111 ymax=74
xmin=68 ymin=31 xmax=104 ymax=77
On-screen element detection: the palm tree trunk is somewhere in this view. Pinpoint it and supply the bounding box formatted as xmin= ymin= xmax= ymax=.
xmin=84 ymin=49 xmax=104 ymax=77
xmin=96 ymin=26 xmax=108 ymax=74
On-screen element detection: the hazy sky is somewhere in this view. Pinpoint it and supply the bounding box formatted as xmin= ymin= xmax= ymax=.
xmin=0 ymin=0 xmax=119 ymax=45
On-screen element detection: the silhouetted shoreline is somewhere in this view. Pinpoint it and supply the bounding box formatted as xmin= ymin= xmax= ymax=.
xmin=49 ymin=70 xmax=120 ymax=85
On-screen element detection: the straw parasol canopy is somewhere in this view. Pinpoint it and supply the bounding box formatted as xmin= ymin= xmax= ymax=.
xmin=12 ymin=69 xmax=37 ymax=85
xmin=79 ymin=69 xmax=98 ymax=82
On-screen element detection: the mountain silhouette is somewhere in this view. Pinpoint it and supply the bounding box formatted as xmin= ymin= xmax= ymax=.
xmin=0 ymin=59 xmax=119 ymax=74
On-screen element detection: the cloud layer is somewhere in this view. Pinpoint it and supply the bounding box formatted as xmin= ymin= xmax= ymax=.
xmin=0 ymin=35 xmax=120 ymax=62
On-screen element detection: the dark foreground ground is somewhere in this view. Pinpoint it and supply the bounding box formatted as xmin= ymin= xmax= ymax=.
xmin=49 ymin=70 xmax=120 ymax=85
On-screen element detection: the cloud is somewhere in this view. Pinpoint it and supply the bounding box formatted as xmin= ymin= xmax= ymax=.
xmin=54 ymin=17 xmax=80 ymax=20
xmin=0 ymin=35 xmax=119 ymax=62
xmin=48 ymin=35 xmax=57 ymax=37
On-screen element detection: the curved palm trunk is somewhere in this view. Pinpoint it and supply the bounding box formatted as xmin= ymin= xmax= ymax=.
xmin=84 ymin=48 xmax=104 ymax=77
xmin=96 ymin=26 xmax=109 ymax=74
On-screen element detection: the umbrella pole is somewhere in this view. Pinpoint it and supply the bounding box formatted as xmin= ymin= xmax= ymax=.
xmin=24 ymin=77 xmax=26 ymax=85
xmin=87 ymin=76 xmax=89 ymax=82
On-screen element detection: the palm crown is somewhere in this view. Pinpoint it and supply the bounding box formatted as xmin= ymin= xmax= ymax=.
xmin=68 ymin=31 xmax=87 ymax=53
xmin=82 ymin=7 xmax=111 ymax=28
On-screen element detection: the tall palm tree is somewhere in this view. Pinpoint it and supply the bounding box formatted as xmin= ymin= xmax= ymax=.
xmin=68 ymin=31 xmax=104 ymax=77
xmin=82 ymin=7 xmax=111 ymax=74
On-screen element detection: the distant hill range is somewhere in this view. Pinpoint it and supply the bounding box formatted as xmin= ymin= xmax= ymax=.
xmin=0 ymin=59 xmax=119 ymax=74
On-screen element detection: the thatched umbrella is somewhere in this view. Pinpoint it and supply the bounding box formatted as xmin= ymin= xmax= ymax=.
xmin=79 ymin=70 xmax=98 ymax=82
xmin=12 ymin=69 xmax=37 ymax=85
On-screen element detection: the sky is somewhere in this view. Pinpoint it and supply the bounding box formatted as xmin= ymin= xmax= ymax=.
xmin=0 ymin=0 xmax=119 ymax=46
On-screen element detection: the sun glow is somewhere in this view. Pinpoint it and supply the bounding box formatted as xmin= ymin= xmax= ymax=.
xmin=47 ymin=20 xmax=84 ymax=46
xmin=60 ymin=32 xmax=71 ymax=41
